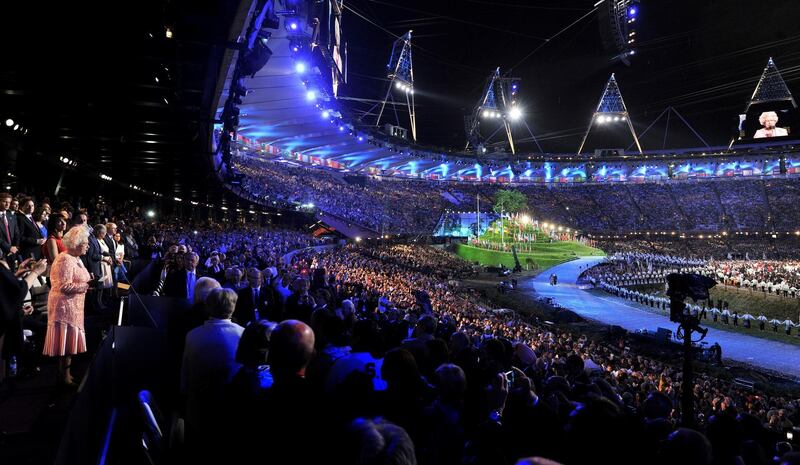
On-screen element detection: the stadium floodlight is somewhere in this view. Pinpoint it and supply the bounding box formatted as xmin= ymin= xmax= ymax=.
xmin=375 ymin=31 xmax=417 ymax=140
xmin=509 ymin=107 xmax=522 ymax=121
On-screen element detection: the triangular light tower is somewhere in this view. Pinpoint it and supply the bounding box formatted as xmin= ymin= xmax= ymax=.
xmin=729 ymin=57 xmax=797 ymax=147
xmin=746 ymin=57 xmax=796 ymax=110
xmin=375 ymin=31 xmax=417 ymax=141
xmin=577 ymin=73 xmax=642 ymax=154
xmin=465 ymin=67 xmax=523 ymax=155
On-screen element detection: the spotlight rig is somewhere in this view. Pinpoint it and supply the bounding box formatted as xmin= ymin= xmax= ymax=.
xmin=465 ymin=68 xmax=524 ymax=155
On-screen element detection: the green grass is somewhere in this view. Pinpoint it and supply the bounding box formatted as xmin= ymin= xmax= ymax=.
xmin=454 ymin=242 xmax=605 ymax=270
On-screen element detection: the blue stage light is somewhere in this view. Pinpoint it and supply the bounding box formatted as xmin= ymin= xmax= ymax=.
xmin=306 ymin=90 xmax=316 ymax=101
xmin=290 ymin=22 xmax=298 ymax=30
xmin=629 ymin=7 xmax=636 ymax=16
xmin=358 ymin=136 xmax=364 ymax=142
xmin=322 ymin=110 xmax=330 ymax=118
xmin=295 ymin=62 xmax=306 ymax=74
xmin=339 ymin=126 xmax=345 ymax=132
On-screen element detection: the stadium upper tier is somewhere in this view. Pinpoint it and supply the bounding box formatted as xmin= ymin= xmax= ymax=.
xmin=230 ymin=153 xmax=800 ymax=235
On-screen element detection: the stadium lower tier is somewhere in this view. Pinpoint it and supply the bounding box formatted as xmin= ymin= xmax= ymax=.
xmin=591 ymin=236 xmax=800 ymax=260
xmin=230 ymin=155 xmax=800 ymax=236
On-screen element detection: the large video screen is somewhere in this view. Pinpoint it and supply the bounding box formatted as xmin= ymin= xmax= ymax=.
xmin=737 ymin=101 xmax=798 ymax=142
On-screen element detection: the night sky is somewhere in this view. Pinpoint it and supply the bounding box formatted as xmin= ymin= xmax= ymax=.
xmin=340 ymin=0 xmax=800 ymax=153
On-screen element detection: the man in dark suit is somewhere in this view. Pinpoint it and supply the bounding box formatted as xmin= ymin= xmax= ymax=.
xmin=83 ymin=230 xmax=104 ymax=280
xmin=16 ymin=198 xmax=45 ymax=261
xmin=0 ymin=193 xmax=20 ymax=260
xmin=162 ymin=252 xmax=200 ymax=300
xmin=233 ymin=268 xmax=275 ymax=325
xmin=104 ymin=222 xmax=120 ymax=283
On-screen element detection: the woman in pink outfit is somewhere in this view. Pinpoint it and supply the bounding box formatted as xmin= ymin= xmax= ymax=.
xmin=43 ymin=226 xmax=92 ymax=385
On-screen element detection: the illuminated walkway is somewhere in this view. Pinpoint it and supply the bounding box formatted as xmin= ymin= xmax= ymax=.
xmin=529 ymin=257 xmax=800 ymax=378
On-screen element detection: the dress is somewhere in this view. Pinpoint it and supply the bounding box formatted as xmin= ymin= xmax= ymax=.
xmin=42 ymin=235 xmax=66 ymax=265
xmin=43 ymin=253 xmax=91 ymax=356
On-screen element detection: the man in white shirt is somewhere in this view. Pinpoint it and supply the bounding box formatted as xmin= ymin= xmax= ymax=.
xmin=182 ymin=288 xmax=244 ymax=442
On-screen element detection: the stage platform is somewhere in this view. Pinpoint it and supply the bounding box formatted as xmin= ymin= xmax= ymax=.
xmin=528 ymin=257 xmax=800 ymax=378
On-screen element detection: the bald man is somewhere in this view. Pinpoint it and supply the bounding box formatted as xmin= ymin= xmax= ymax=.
xmin=233 ymin=320 xmax=320 ymax=465
xmin=269 ymin=319 xmax=315 ymax=380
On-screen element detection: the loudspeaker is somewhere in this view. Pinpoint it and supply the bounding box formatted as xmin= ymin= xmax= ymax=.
xmin=241 ymin=30 xmax=273 ymax=77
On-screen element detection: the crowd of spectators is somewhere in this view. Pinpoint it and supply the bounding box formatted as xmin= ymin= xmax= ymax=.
xmin=5 ymin=185 xmax=800 ymax=463
xmin=593 ymin=237 xmax=800 ymax=261
xmin=230 ymin=154 xmax=800 ymax=238
xmin=232 ymin=156 xmax=452 ymax=233
xmin=704 ymin=260 xmax=800 ymax=297
xmin=173 ymin=241 xmax=800 ymax=464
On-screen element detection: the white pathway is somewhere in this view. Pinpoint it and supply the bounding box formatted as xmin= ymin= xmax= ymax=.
xmin=530 ymin=257 xmax=800 ymax=378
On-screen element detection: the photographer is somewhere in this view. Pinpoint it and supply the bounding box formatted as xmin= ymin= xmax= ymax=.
xmin=1 ymin=256 xmax=47 ymax=378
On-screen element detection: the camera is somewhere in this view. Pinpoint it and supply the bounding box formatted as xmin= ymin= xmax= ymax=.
xmin=666 ymin=273 xmax=716 ymax=323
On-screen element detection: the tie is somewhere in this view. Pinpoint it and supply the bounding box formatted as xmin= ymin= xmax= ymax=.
xmin=253 ymin=288 xmax=260 ymax=322
xmin=187 ymin=271 xmax=196 ymax=300
xmin=2 ymin=213 xmax=9 ymax=242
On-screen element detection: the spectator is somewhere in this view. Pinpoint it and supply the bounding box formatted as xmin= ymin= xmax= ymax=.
xmin=181 ymin=287 xmax=243 ymax=444
xmin=42 ymin=227 xmax=92 ymax=386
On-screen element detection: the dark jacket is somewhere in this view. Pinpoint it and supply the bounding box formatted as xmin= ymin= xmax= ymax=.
xmin=162 ymin=269 xmax=201 ymax=300
xmin=83 ymin=235 xmax=104 ymax=280
xmin=0 ymin=265 xmax=27 ymax=358
xmin=233 ymin=286 xmax=275 ymax=325
xmin=0 ymin=211 xmax=19 ymax=256
xmin=16 ymin=213 xmax=43 ymax=260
